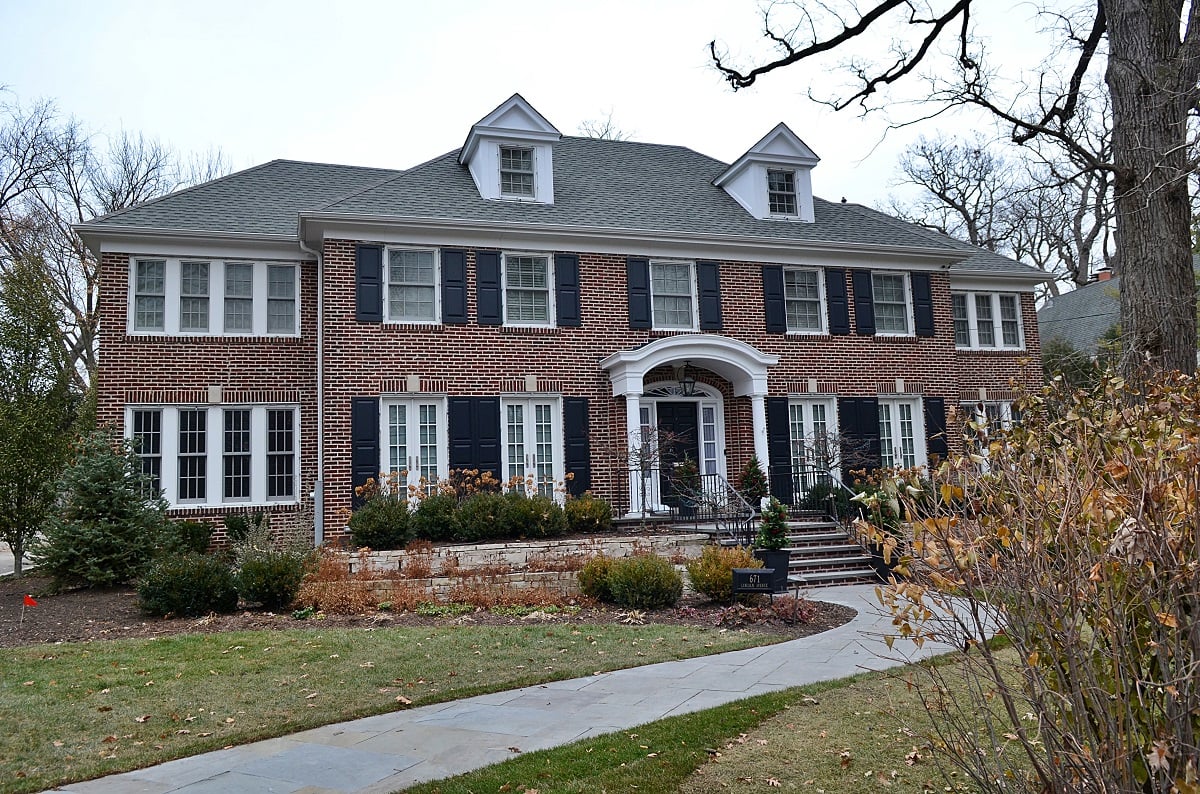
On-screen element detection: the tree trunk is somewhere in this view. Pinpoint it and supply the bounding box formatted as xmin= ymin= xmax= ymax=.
xmin=1103 ymin=0 xmax=1198 ymax=375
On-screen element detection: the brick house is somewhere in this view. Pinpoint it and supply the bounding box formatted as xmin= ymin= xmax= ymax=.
xmin=77 ymin=94 xmax=1044 ymax=545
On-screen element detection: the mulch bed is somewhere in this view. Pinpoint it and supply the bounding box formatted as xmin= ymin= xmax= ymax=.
xmin=0 ymin=573 xmax=856 ymax=649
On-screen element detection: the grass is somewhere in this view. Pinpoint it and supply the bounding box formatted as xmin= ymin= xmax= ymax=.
xmin=401 ymin=654 xmax=1016 ymax=794
xmin=0 ymin=622 xmax=774 ymax=793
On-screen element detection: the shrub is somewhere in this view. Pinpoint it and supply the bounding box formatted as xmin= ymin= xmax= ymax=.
xmin=738 ymin=455 xmax=769 ymax=504
xmin=685 ymin=545 xmax=763 ymax=603
xmin=138 ymin=553 xmax=238 ymax=617
xmin=565 ymin=493 xmax=612 ymax=534
xmin=347 ymin=495 xmax=410 ymax=550
xmin=223 ymin=510 xmax=266 ymax=545
xmin=755 ymin=497 xmax=789 ymax=551
xmin=456 ymin=491 xmax=507 ymax=542
xmin=577 ymin=555 xmax=616 ymax=602
xmin=500 ymin=491 xmax=566 ymax=538
xmin=607 ymin=554 xmax=683 ymax=610
xmin=32 ymin=431 xmax=169 ymax=589
xmin=164 ymin=520 xmax=213 ymax=555
xmin=237 ymin=551 xmax=311 ymax=610
xmin=408 ymin=492 xmax=461 ymax=541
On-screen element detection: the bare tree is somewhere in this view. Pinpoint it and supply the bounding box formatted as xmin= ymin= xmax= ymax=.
xmin=0 ymin=99 xmax=230 ymax=389
xmin=710 ymin=1 xmax=1200 ymax=375
xmin=577 ymin=111 xmax=633 ymax=141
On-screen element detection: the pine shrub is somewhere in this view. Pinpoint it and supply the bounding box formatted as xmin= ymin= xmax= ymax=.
xmin=607 ymin=554 xmax=683 ymax=610
xmin=686 ymin=545 xmax=763 ymax=603
xmin=138 ymin=553 xmax=238 ymax=617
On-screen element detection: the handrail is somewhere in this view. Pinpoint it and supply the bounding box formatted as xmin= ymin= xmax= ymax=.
xmin=624 ymin=466 xmax=758 ymax=545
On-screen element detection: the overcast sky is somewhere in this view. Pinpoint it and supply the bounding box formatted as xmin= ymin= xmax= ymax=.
xmin=1 ymin=1 xmax=1052 ymax=206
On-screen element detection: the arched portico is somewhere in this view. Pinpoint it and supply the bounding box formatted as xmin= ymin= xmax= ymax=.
xmin=600 ymin=335 xmax=778 ymax=513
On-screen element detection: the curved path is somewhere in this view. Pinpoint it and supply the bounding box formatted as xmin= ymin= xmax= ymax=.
xmin=50 ymin=584 xmax=956 ymax=793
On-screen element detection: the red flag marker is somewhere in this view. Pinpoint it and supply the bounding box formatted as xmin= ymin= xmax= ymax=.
xmin=23 ymin=594 xmax=37 ymax=607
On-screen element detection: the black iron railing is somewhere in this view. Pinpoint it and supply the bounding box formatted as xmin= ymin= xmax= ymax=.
xmin=621 ymin=466 xmax=758 ymax=545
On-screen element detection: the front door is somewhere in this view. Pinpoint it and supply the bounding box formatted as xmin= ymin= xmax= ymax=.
xmin=655 ymin=402 xmax=699 ymax=505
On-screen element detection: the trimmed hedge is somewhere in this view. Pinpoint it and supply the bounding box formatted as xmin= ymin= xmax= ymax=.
xmin=138 ymin=554 xmax=238 ymax=617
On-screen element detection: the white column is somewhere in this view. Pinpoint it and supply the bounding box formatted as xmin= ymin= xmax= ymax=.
xmin=750 ymin=393 xmax=770 ymax=504
xmin=624 ymin=393 xmax=643 ymax=517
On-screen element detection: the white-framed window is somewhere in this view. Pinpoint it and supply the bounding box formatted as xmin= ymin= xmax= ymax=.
xmin=878 ymin=398 xmax=926 ymax=469
xmin=499 ymin=145 xmax=535 ymax=198
xmin=650 ymin=260 xmax=697 ymax=330
xmin=133 ymin=259 xmax=166 ymax=332
xmin=382 ymin=397 xmax=447 ymax=494
xmin=386 ymin=248 xmax=439 ymax=323
xmin=788 ymin=398 xmax=836 ymax=472
xmin=872 ymin=272 xmax=912 ymax=335
xmin=767 ymin=169 xmax=797 ymax=216
xmin=503 ymin=253 xmax=553 ymax=326
xmin=501 ymin=397 xmax=563 ymax=498
xmin=126 ymin=405 xmax=299 ymax=507
xmin=127 ymin=258 xmax=299 ymax=337
xmin=951 ymin=291 xmax=1024 ymax=349
xmin=784 ymin=267 xmax=825 ymax=333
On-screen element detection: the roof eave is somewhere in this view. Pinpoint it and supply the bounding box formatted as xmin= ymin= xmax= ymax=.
xmin=74 ymin=223 xmax=307 ymax=258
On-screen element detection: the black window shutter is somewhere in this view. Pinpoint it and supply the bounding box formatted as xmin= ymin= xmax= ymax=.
xmin=626 ymin=257 xmax=651 ymax=329
xmin=448 ymin=397 xmax=502 ymax=480
xmin=837 ymin=397 xmax=881 ymax=480
xmin=912 ymin=272 xmax=935 ymax=337
xmin=766 ymin=397 xmax=793 ymax=505
xmin=476 ymin=250 xmax=502 ymax=325
xmin=554 ymin=254 xmax=581 ymax=327
xmin=355 ymin=245 xmax=383 ymax=323
xmin=826 ymin=268 xmax=851 ymax=335
xmin=350 ymin=397 xmax=380 ymax=505
xmin=563 ymin=397 xmax=591 ymax=496
xmin=441 ymin=249 xmax=468 ymax=324
xmin=924 ymin=397 xmax=948 ymax=461
xmin=762 ymin=265 xmax=786 ymax=334
xmin=852 ymin=270 xmax=875 ymax=336
xmin=697 ymin=260 xmax=723 ymax=331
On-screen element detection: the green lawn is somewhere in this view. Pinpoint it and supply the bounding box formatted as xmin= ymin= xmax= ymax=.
xmin=1 ymin=623 xmax=775 ymax=793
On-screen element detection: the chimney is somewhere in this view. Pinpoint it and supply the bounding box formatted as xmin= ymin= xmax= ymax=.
xmin=1095 ymin=268 xmax=1112 ymax=282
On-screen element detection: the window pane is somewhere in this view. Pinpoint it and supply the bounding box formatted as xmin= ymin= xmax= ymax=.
xmin=224 ymin=263 xmax=254 ymax=333
xmin=784 ymin=269 xmax=821 ymax=331
xmin=999 ymin=295 xmax=1020 ymax=346
xmin=951 ymin=293 xmax=970 ymax=346
xmin=223 ymin=408 xmax=251 ymax=500
xmin=135 ymin=260 xmax=166 ymax=332
xmin=267 ymin=266 xmax=296 ymax=334
xmin=179 ymin=262 xmax=209 ymax=333
xmin=417 ymin=403 xmax=439 ymax=483
xmin=178 ymin=409 xmax=207 ymax=501
xmin=768 ymin=170 xmax=797 ymax=215
xmin=504 ymin=256 xmax=549 ymax=323
xmin=388 ymin=404 xmax=408 ymax=472
xmin=500 ymin=147 xmax=534 ymax=196
xmin=506 ymin=404 xmax=525 ymax=470
xmin=650 ymin=262 xmax=694 ymax=329
xmin=872 ymin=274 xmax=910 ymax=334
xmin=135 ymin=296 xmax=165 ymax=332
xmin=267 ymin=409 xmax=295 ymax=499
xmin=975 ymin=295 xmax=996 ymax=346
xmin=132 ymin=409 xmax=162 ymax=496
xmin=389 ymin=285 xmax=436 ymax=321
xmin=878 ymin=403 xmax=894 ymax=468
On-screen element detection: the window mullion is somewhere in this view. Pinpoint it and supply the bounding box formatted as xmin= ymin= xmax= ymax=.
xmin=160 ymin=408 xmax=179 ymax=505
xmin=252 ymin=264 xmax=267 ymax=336
xmin=205 ymin=407 xmax=222 ymax=507
xmin=251 ymin=406 xmax=267 ymax=504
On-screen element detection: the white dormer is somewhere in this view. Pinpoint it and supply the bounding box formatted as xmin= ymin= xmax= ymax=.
xmin=714 ymin=123 xmax=820 ymax=222
xmin=460 ymin=94 xmax=562 ymax=204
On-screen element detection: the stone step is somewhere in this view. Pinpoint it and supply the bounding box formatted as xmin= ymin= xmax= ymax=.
xmin=790 ymin=567 xmax=878 ymax=587
xmin=788 ymin=553 xmax=874 ymax=570
xmin=784 ymin=543 xmax=865 ymax=559
xmin=784 ymin=531 xmax=852 ymax=547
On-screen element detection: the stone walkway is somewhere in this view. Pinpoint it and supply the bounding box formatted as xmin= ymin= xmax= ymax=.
xmin=50 ymin=584 xmax=955 ymax=793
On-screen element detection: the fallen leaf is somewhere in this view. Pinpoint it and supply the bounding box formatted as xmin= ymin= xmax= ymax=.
xmin=766 ymin=778 xmax=781 ymax=787
xmin=508 ymin=746 xmax=521 ymax=753
xmin=134 ymin=715 xmax=151 ymax=723
xmin=305 ymin=693 xmax=319 ymax=699
xmin=101 ymin=735 xmax=118 ymax=743
xmin=53 ymin=740 xmax=64 ymax=747
xmin=395 ymin=695 xmax=412 ymax=705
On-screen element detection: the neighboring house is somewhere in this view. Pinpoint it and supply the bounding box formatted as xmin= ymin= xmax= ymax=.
xmin=1037 ymin=255 xmax=1200 ymax=357
xmin=76 ymin=94 xmax=1045 ymax=544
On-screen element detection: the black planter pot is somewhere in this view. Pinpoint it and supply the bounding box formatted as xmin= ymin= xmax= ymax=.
xmin=753 ymin=548 xmax=791 ymax=593
xmin=867 ymin=537 xmax=907 ymax=582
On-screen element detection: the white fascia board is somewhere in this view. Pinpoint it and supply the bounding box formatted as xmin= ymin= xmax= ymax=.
xmin=949 ymin=272 xmax=1050 ymax=292
xmin=305 ymin=214 xmax=967 ymax=270
xmin=74 ymin=225 xmax=311 ymax=262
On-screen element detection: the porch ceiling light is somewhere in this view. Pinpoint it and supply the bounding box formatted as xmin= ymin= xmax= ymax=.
xmin=678 ymin=360 xmax=698 ymax=396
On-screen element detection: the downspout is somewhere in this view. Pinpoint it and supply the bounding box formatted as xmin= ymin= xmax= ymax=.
xmin=298 ymin=221 xmax=324 ymax=548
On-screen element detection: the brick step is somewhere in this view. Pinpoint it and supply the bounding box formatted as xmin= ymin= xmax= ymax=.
xmin=784 ymin=531 xmax=853 ymax=547
xmin=790 ymin=567 xmax=878 ymax=587
xmin=784 ymin=543 xmax=866 ymax=559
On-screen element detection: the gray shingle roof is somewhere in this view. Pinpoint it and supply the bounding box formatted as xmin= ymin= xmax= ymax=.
xmin=86 ymin=159 xmax=401 ymax=237
xmin=82 ymin=137 xmax=1043 ymax=279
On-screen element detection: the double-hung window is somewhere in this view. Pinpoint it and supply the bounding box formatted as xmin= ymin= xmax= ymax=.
xmin=767 ymin=169 xmax=797 ymax=216
xmin=951 ymin=292 xmax=1024 ymax=349
xmin=500 ymin=146 xmax=535 ymax=198
xmin=386 ymin=249 xmax=438 ymax=322
xmin=134 ymin=260 xmax=166 ymax=332
xmin=127 ymin=405 xmax=299 ymax=507
xmin=784 ymin=268 xmax=824 ymax=333
xmin=872 ymin=273 xmax=912 ymax=335
xmin=878 ymin=398 xmax=925 ymax=469
xmin=128 ymin=258 xmax=298 ymax=336
xmin=504 ymin=254 xmax=552 ymax=325
xmin=650 ymin=261 xmax=696 ymax=330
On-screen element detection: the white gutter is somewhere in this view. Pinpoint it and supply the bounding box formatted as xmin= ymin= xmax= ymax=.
xmin=297 ymin=219 xmax=324 ymax=548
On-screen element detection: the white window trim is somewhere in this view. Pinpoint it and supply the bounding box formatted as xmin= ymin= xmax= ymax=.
xmin=877 ymin=397 xmax=926 ymax=469
xmin=379 ymin=396 xmax=449 ymax=493
xmin=501 ymin=251 xmax=555 ymax=328
xmin=783 ymin=266 xmax=827 ymax=335
xmin=125 ymin=404 xmax=300 ymax=508
xmin=498 ymin=144 xmax=537 ymax=200
xmin=126 ymin=257 xmax=299 ymax=337
xmin=500 ymin=395 xmax=565 ymax=498
xmin=383 ymin=247 xmax=441 ymax=325
xmin=871 ymin=271 xmax=915 ymax=337
xmin=649 ymin=259 xmax=699 ymax=331
xmin=951 ymin=291 xmax=1026 ymax=350
xmin=766 ymin=168 xmax=799 ymax=218
xmin=787 ymin=397 xmax=839 ymax=473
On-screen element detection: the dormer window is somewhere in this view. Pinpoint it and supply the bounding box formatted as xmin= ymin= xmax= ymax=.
xmin=500 ymin=146 xmax=535 ymax=198
xmin=767 ymin=170 xmax=797 ymax=216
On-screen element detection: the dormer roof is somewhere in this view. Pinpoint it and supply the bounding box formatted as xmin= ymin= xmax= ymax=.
xmin=715 ymin=123 xmax=820 ymax=223
xmin=459 ymin=93 xmax=562 ymax=204
xmin=713 ymin=123 xmax=820 ymax=187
